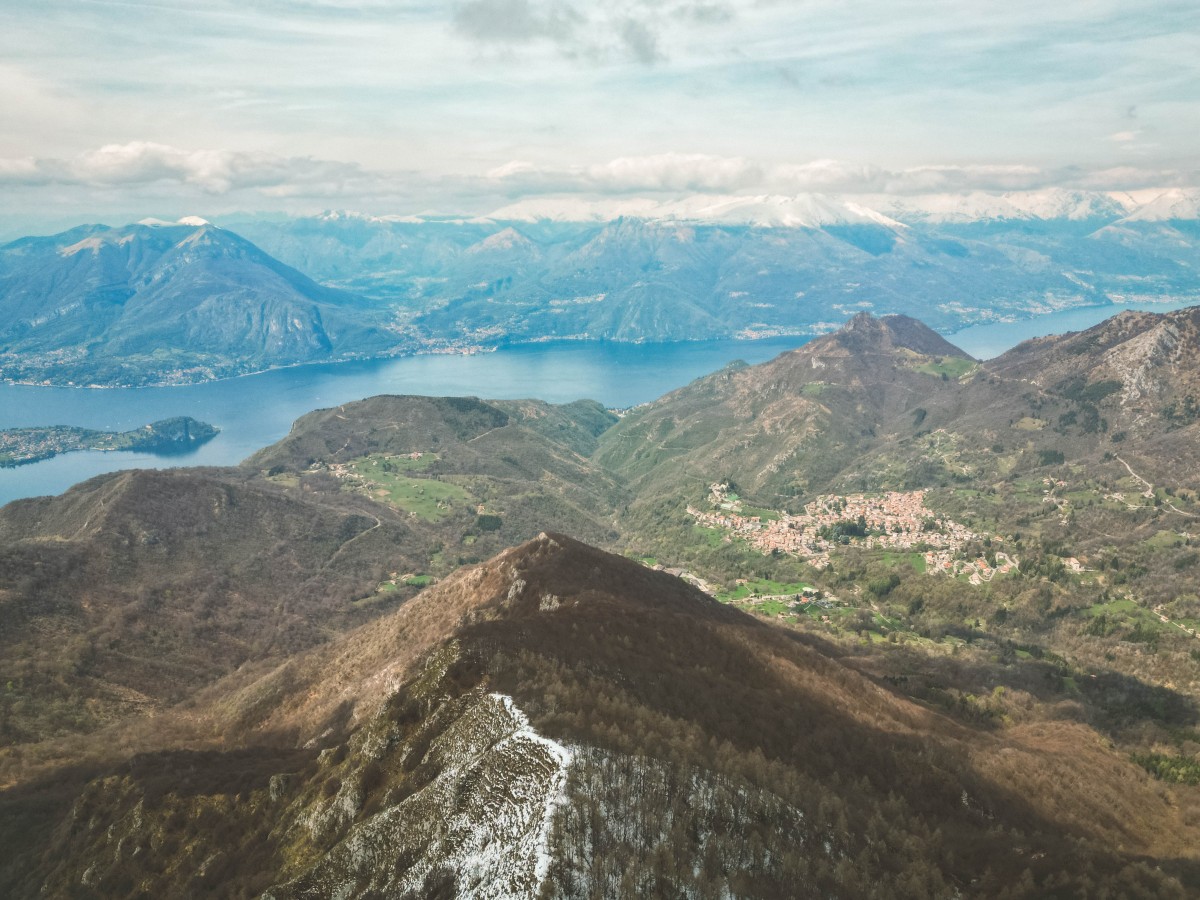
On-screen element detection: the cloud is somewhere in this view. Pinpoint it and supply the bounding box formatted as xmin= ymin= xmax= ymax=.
xmin=451 ymin=0 xmax=730 ymax=63
xmin=1 ymin=143 xmax=1194 ymax=232
xmin=617 ymin=18 xmax=662 ymax=65
xmin=487 ymin=153 xmax=762 ymax=193
xmin=485 ymin=153 xmax=1198 ymax=197
xmin=452 ymin=0 xmax=582 ymax=45
xmin=0 ymin=142 xmax=370 ymax=195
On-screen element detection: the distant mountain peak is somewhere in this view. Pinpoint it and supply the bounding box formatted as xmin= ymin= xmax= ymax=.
xmin=467 ymin=225 xmax=533 ymax=254
xmin=1114 ymin=187 xmax=1200 ymax=223
xmin=135 ymin=215 xmax=213 ymax=227
xmin=831 ymin=312 xmax=973 ymax=360
xmin=867 ymin=188 xmax=1141 ymax=224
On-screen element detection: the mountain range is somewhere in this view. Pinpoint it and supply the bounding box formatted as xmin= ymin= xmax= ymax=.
xmin=3 ymin=305 xmax=1200 ymax=895
xmin=0 ymin=220 xmax=397 ymax=385
xmin=2 ymin=190 xmax=1199 ymax=385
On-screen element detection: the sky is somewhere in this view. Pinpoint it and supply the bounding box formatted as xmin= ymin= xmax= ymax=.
xmin=1 ymin=0 xmax=1198 ymax=231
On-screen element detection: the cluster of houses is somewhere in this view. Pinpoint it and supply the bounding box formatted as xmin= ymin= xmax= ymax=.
xmin=0 ymin=429 xmax=67 ymax=466
xmin=693 ymin=483 xmax=1016 ymax=581
xmin=326 ymin=451 xmax=426 ymax=481
xmin=927 ymin=549 xmax=1020 ymax=585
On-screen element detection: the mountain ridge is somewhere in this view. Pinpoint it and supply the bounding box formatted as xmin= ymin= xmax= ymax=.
xmin=6 ymin=532 xmax=1198 ymax=897
xmin=5 ymin=195 xmax=1200 ymax=386
xmin=0 ymin=222 xmax=400 ymax=386
xmin=5 ymin=305 xmax=1200 ymax=895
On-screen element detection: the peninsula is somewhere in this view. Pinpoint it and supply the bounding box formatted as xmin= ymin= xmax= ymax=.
xmin=0 ymin=416 xmax=219 ymax=467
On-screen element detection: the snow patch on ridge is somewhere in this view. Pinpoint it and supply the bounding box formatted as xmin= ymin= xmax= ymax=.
xmin=489 ymin=693 xmax=574 ymax=889
xmin=268 ymin=692 xmax=573 ymax=900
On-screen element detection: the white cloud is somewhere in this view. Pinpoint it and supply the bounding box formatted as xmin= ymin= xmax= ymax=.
xmin=0 ymin=143 xmax=1195 ymax=231
xmin=487 ymin=153 xmax=762 ymax=193
xmin=0 ymin=142 xmax=370 ymax=195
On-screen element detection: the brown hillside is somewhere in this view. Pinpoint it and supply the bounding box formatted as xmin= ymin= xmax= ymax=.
xmin=0 ymin=467 xmax=428 ymax=760
xmin=6 ymin=534 xmax=1196 ymax=898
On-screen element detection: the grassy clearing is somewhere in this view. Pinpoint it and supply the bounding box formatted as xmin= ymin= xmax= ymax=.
xmin=1085 ymin=597 xmax=1170 ymax=635
xmin=740 ymin=505 xmax=782 ymax=521
xmin=347 ymin=456 xmax=470 ymax=521
xmin=693 ymin=525 xmax=730 ymax=549
xmin=881 ymin=550 xmax=927 ymax=573
xmin=735 ymin=599 xmax=795 ymax=617
xmin=912 ymin=357 xmax=978 ymax=379
xmin=1086 ymin=597 xmax=1140 ymax=617
xmin=1144 ymin=530 xmax=1185 ymax=550
xmin=873 ymin=612 xmax=902 ymax=630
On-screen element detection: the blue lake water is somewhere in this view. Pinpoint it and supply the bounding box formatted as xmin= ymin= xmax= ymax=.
xmin=1 ymin=298 xmax=1194 ymax=506
xmin=0 ymin=337 xmax=811 ymax=505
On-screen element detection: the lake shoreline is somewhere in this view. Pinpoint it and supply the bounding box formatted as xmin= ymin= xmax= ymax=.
xmin=5 ymin=297 xmax=1196 ymax=392
xmin=2 ymin=298 xmax=1197 ymax=506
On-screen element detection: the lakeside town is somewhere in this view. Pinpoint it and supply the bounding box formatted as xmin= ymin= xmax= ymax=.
xmin=691 ymin=483 xmax=1018 ymax=584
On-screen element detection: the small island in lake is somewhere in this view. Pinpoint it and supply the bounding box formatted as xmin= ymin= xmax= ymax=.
xmin=0 ymin=417 xmax=219 ymax=467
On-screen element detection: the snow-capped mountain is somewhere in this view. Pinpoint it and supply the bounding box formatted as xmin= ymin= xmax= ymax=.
xmin=1112 ymin=188 xmax=1200 ymax=223
xmin=863 ymin=189 xmax=1143 ymax=224
xmin=481 ymin=193 xmax=908 ymax=229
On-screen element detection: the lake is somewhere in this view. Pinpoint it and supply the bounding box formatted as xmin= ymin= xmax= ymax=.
xmin=1 ymin=298 xmax=1193 ymax=505
xmin=0 ymin=336 xmax=813 ymax=505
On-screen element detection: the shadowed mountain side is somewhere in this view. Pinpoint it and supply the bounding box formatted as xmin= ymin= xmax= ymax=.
xmin=6 ymin=534 xmax=1197 ymax=897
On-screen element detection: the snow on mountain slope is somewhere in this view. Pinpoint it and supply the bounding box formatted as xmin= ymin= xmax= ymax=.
xmin=1114 ymin=188 xmax=1200 ymax=222
xmin=483 ymin=193 xmax=906 ymax=229
xmin=475 ymin=187 xmax=1199 ymax=227
xmin=263 ymin=692 xmax=573 ymax=900
xmin=865 ymin=189 xmax=1141 ymax=223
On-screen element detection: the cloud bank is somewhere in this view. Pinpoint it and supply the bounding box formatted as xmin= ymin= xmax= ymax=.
xmin=0 ymin=143 xmax=372 ymax=195
xmin=2 ymin=144 xmax=1195 ymax=225
xmin=483 ymin=154 xmax=1196 ymax=197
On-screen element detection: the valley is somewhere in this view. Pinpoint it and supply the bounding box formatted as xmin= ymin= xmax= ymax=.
xmin=2 ymin=306 xmax=1200 ymax=896
xmin=11 ymin=1 xmax=1198 ymax=894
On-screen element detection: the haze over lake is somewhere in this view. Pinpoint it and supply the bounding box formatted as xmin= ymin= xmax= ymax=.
xmin=0 ymin=299 xmax=1192 ymax=506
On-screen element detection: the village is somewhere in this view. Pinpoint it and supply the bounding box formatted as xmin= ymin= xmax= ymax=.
xmin=691 ymin=483 xmax=1018 ymax=583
